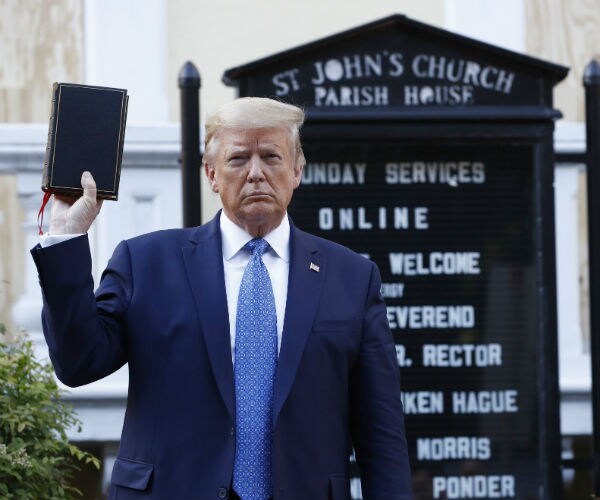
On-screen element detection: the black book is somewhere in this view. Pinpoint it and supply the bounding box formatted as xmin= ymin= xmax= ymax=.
xmin=42 ymin=82 xmax=129 ymax=200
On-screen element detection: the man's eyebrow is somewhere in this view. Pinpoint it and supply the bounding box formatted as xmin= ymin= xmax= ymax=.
xmin=224 ymin=145 xmax=250 ymax=154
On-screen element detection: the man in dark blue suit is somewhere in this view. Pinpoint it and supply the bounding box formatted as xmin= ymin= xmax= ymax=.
xmin=32 ymin=97 xmax=412 ymax=500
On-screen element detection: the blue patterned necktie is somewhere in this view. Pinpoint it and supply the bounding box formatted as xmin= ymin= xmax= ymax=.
xmin=233 ymin=238 xmax=277 ymax=500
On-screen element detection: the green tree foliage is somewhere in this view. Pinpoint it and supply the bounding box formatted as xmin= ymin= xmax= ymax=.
xmin=0 ymin=325 xmax=100 ymax=499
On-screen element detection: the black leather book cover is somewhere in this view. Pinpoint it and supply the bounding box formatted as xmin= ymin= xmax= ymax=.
xmin=42 ymin=83 xmax=129 ymax=200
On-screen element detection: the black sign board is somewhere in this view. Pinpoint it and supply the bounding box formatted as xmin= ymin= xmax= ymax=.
xmin=223 ymin=14 xmax=568 ymax=500
xmin=292 ymin=137 xmax=539 ymax=499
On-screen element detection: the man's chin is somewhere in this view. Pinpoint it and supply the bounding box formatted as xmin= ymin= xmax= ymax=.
xmin=240 ymin=199 xmax=275 ymax=215
xmin=241 ymin=209 xmax=277 ymax=223
xmin=236 ymin=206 xmax=284 ymax=234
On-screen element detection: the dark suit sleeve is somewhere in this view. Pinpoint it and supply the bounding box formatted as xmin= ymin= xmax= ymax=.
xmin=31 ymin=234 xmax=131 ymax=387
xmin=349 ymin=262 xmax=413 ymax=500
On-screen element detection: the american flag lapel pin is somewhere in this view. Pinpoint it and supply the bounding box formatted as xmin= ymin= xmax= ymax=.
xmin=309 ymin=262 xmax=320 ymax=273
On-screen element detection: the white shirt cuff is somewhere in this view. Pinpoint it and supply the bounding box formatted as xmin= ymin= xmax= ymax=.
xmin=39 ymin=233 xmax=84 ymax=248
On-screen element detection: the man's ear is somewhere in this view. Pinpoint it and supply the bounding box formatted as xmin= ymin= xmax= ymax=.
xmin=292 ymin=159 xmax=304 ymax=189
xmin=204 ymin=162 xmax=219 ymax=193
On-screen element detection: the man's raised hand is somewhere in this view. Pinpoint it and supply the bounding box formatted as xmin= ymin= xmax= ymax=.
xmin=49 ymin=171 xmax=103 ymax=235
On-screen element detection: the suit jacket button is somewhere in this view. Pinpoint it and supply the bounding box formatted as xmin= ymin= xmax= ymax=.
xmin=218 ymin=486 xmax=228 ymax=499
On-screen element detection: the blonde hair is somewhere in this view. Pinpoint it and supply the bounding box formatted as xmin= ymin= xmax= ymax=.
xmin=203 ymin=97 xmax=305 ymax=168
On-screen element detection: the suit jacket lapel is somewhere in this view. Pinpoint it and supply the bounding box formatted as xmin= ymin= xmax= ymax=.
xmin=182 ymin=215 xmax=235 ymax=420
xmin=274 ymin=226 xmax=325 ymax=424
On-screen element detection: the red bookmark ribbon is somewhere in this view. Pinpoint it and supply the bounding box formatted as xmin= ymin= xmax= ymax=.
xmin=37 ymin=191 xmax=52 ymax=235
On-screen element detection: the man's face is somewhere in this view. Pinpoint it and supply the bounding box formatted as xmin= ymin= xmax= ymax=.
xmin=205 ymin=127 xmax=303 ymax=237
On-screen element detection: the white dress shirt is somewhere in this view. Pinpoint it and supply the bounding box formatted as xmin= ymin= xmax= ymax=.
xmin=220 ymin=211 xmax=289 ymax=362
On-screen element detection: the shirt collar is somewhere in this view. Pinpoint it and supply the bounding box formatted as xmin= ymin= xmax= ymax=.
xmin=220 ymin=211 xmax=290 ymax=263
